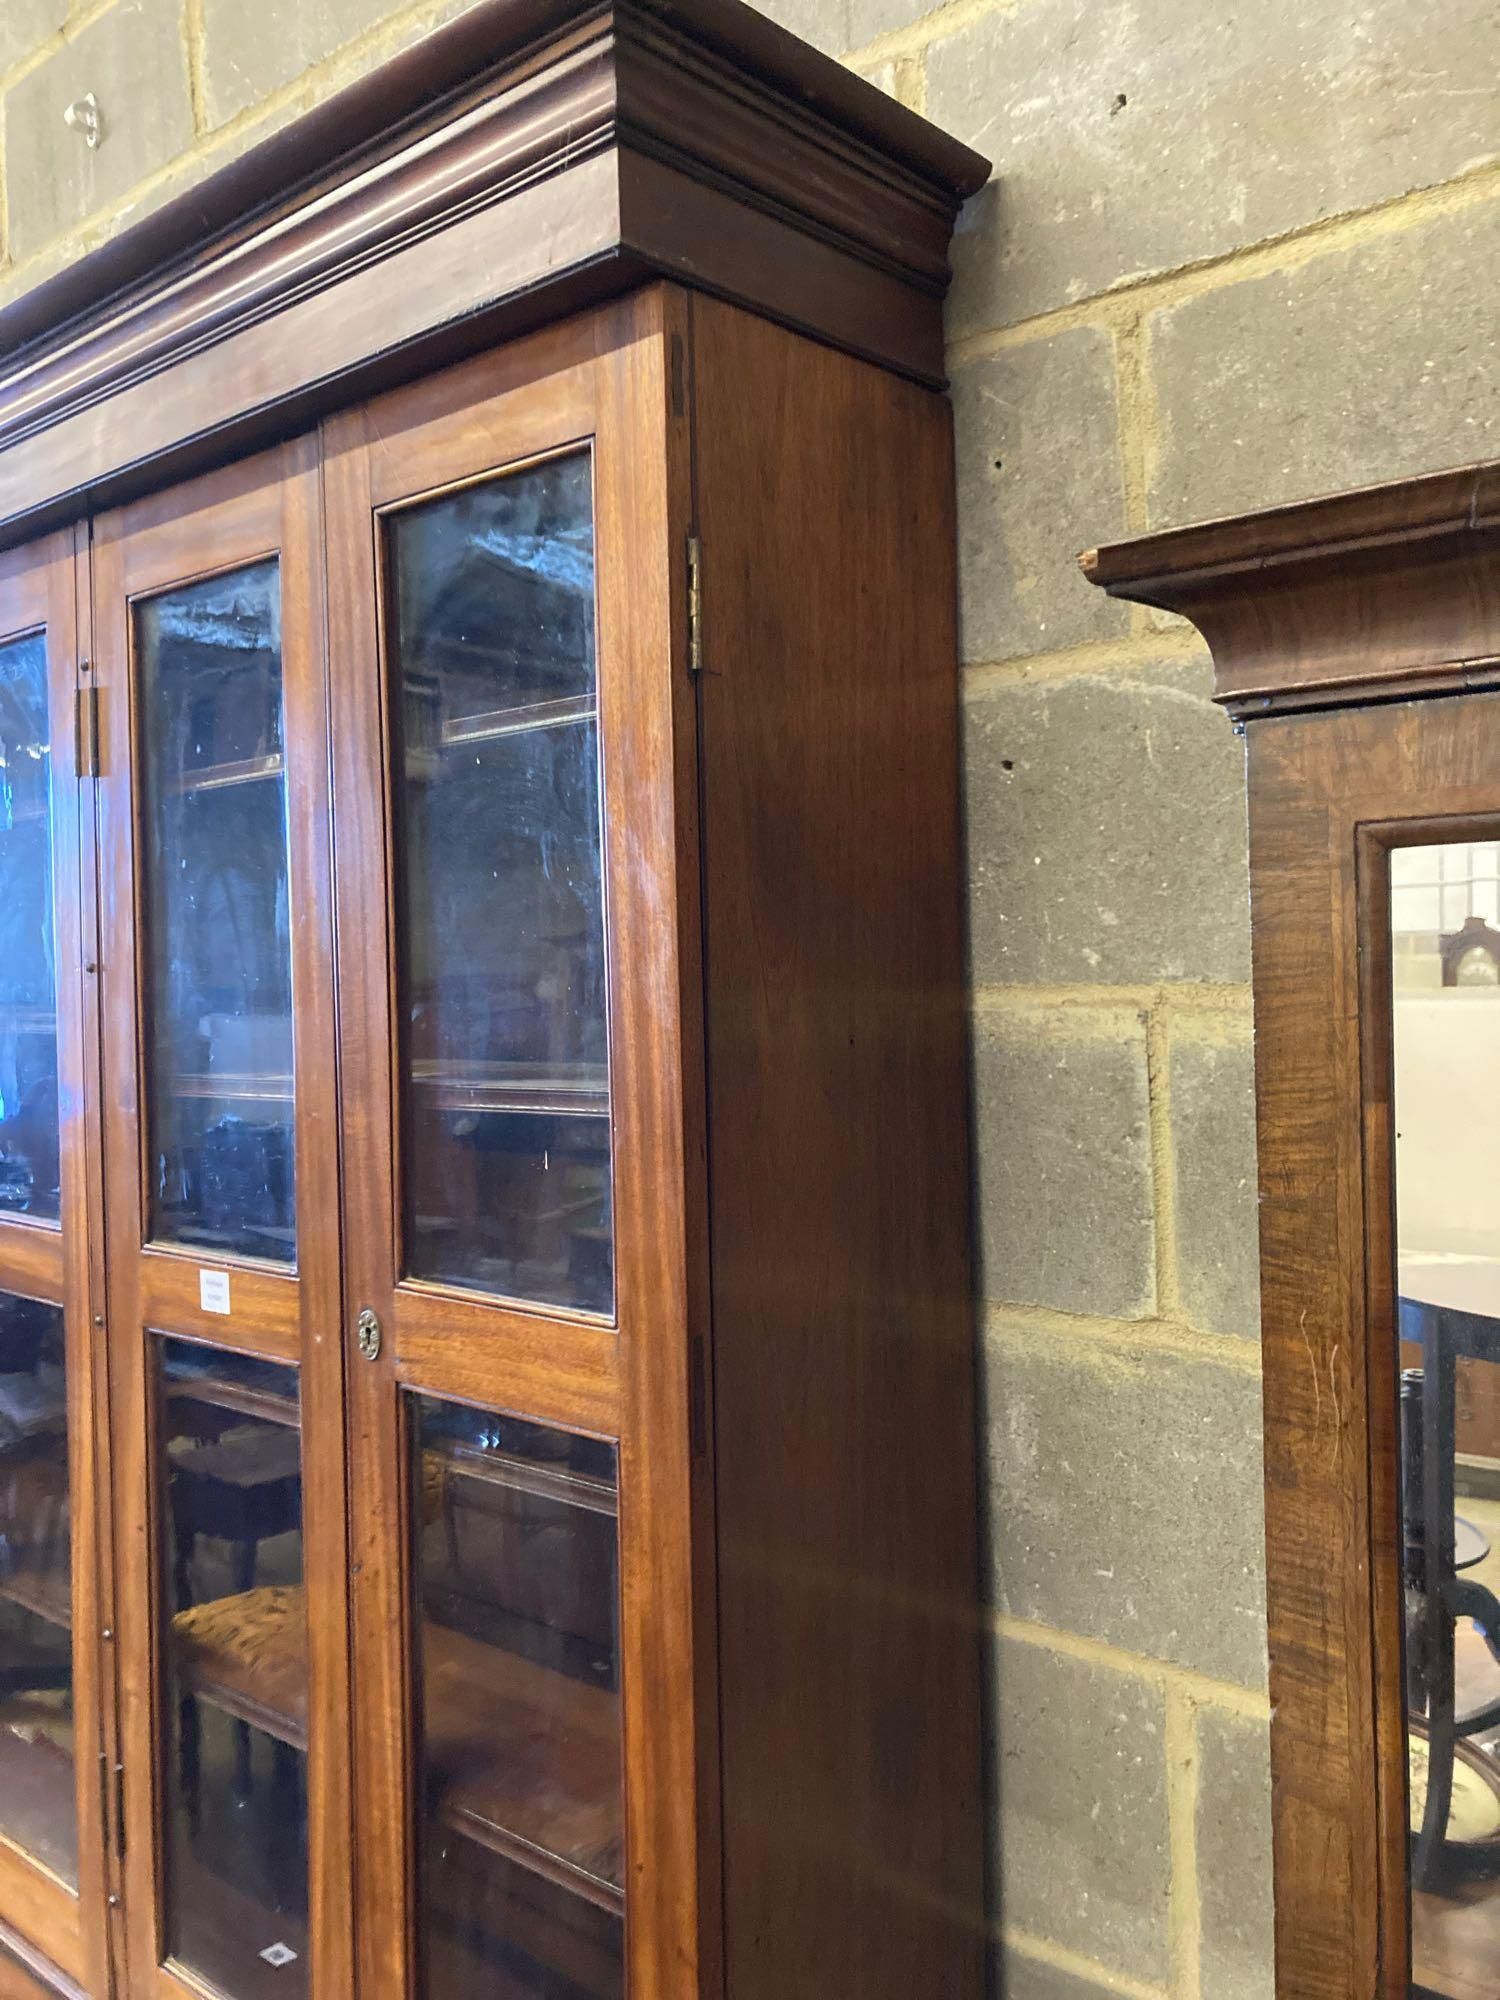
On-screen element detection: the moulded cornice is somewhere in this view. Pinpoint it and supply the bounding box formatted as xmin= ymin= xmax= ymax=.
xmin=1081 ymin=461 xmax=1500 ymax=719
xmin=0 ymin=0 xmax=988 ymax=544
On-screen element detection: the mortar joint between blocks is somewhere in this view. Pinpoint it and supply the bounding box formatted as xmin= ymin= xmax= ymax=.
xmin=1164 ymin=1684 xmax=1204 ymax=2000
xmin=183 ymin=0 xmax=207 ymax=138
xmin=1144 ymin=999 xmax=1180 ymax=1321
xmin=942 ymin=157 xmax=1500 ymax=388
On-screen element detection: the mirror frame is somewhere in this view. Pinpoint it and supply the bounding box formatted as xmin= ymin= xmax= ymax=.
xmin=1083 ymin=463 xmax=1500 ymax=2000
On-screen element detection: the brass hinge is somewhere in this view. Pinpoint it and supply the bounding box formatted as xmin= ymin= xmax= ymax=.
xmin=687 ymin=535 xmax=703 ymax=676
xmin=75 ymin=685 xmax=99 ymax=778
xmin=100 ymin=1753 xmax=124 ymax=1865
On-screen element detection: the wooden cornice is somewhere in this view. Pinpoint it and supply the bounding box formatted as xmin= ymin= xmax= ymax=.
xmin=0 ymin=0 xmax=988 ymax=546
xmin=1080 ymin=460 xmax=1500 ymax=720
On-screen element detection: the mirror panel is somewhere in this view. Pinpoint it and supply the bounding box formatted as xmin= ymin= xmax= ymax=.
xmin=1391 ymin=839 xmax=1500 ymax=1994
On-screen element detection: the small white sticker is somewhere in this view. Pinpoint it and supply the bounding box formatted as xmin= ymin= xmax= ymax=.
xmin=199 ymin=1269 xmax=231 ymax=1316
xmin=259 ymin=1944 xmax=298 ymax=1969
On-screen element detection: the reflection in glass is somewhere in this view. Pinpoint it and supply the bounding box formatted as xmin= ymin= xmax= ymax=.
xmin=0 ymin=1292 xmax=73 ymax=1884
xmin=387 ymin=455 xmax=613 ymax=1314
xmin=159 ymin=1339 xmax=307 ymax=1996
xmin=1392 ymin=841 xmax=1500 ymax=1994
xmin=0 ymin=635 xmax=58 ymax=1222
xmin=412 ymin=1399 xmax=622 ymax=1999
xmin=137 ymin=564 xmax=296 ymax=1263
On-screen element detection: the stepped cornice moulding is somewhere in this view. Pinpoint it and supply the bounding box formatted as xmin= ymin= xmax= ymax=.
xmin=0 ymin=0 xmax=988 ymax=545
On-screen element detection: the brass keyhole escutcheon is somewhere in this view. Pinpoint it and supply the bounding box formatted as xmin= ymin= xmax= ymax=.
xmin=356 ymin=1307 xmax=382 ymax=1362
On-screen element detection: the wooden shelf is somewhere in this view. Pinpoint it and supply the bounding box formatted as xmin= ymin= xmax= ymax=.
xmin=406 ymin=692 xmax=596 ymax=777
xmin=168 ymin=753 xmax=283 ymax=797
xmin=438 ymin=1443 xmax=617 ymax=1520
xmin=159 ymin=1063 xmax=611 ymax=1117
xmin=166 ymin=1070 xmax=293 ymax=1104
xmin=410 ymin=1061 xmax=608 ymax=1119
xmin=0 ymin=1554 xmax=69 ymax=1632
xmin=439 ymin=690 xmax=595 ymax=747
xmin=0 ymin=1450 xmax=70 ymax=1630
xmin=0 ymin=1007 xmax=55 ymax=1032
xmin=172 ymin=1586 xmax=622 ymax=1913
xmin=167 ymin=1370 xmax=299 ymax=1431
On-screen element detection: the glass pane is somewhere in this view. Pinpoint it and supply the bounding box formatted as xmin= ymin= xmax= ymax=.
xmin=412 ymin=1399 xmax=622 ymax=1999
xmin=159 ymin=1339 xmax=307 ymax=1995
xmin=0 ymin=635 xmax=58 ymax=1222
xmin=1392 ymin=840 xmax=1500 ymax=1994
xmin=387 ymin=455 xmax=613 ymax=1315
xmin=137 ymin=564 xmax=296 ymax=1264
xmin=0 ymin=1293 xmax=73 ymax=1884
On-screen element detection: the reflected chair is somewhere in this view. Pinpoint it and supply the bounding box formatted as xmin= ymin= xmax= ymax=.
xmin=1399 ymin=1354 xmax=1500 ymax=1884
xmin=168 ymin=1424 xmax=302 ymax=1828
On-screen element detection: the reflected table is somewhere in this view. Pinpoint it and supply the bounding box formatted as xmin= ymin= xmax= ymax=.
xmin=1399 ymin=1258 xmax=1500 ymax=1895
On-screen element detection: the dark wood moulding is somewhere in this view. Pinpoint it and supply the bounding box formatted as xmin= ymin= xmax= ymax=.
xmin=1081 ymin=457 xmax=1500 ymax=718
xmin=1081 ymin=462 xmax=1500 ymax=2000
xmin=0 ymin=0 xmax=987 ymax=550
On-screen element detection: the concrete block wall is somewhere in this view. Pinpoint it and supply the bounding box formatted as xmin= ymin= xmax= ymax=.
xmin=0 ymin=1 xmax=1497 ymax=1996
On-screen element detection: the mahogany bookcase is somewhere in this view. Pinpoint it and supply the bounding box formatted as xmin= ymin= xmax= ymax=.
xmin=0 ymin=5 xmax=990 ymax=1997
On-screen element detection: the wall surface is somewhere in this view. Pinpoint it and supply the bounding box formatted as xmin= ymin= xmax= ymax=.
xmin=2 ymin=0 xmax=1498 ymax=1996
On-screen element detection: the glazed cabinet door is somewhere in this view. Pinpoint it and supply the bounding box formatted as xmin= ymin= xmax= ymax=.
xmin=91 ymin=446 xmax=351 ymax=2000
xmin=0 ymin=530 xmax=111 ymax=1998
xmin=323 ymin=301 xmax=715 ymax=1999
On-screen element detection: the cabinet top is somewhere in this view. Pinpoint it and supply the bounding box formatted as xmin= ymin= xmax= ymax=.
xmin=0 ymin=0 xmax=990 ymax=547
xmin=1080 ymin=457 xmax=1500 ymax=720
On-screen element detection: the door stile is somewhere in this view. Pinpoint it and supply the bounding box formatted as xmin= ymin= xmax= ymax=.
xmin=67 ymin=515 xmax=123 ymax=2000
xmin=591 ymin=287 xmax=721 ymax=2000
xmin=92 ymin=441 xmax=348 ymax=2000
xmin=284 ymin=443 xmax=355 ymax=2000
xmin=0 ymin=527 xmax=114 ymax=1995
xmin=321 ymin=407 xmax=411 ymax=2000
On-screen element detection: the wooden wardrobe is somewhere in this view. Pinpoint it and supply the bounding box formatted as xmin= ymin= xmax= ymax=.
xmin=1087 ymin=462 xmax=1500 ymax=2000
xmin=0 ymin=4 xmax=990 ymax=1996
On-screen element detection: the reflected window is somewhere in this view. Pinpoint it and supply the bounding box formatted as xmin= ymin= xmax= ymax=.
xmin=386 ymin=454 xmax=613 ymax=1316
xmin=137 ymin=565 xmax=296 ymax=1264
xmin=0 ymin=635 xmax=58 ymax=1222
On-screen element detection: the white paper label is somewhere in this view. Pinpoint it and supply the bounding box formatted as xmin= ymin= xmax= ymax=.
xmin=260 ymin=1944 xmax=298 ymax=1969
xmin=199 ymin=1269 xmax=231 ymax=1316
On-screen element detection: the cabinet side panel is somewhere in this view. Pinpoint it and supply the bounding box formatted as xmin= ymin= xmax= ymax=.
xmin=691 ymin=297 xmax=984 ymax=1999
